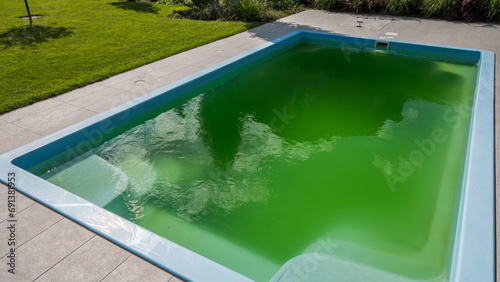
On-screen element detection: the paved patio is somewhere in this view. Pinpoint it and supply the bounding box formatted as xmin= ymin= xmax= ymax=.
xmin=0 ymin=9 xmax=498 ymax=281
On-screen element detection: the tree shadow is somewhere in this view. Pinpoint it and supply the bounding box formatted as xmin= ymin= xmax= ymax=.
xmin=245 ymin=12 xmax=430 ymax=42
xmin=109 ymin=2 xmax=160 ymax=14
xmin=246 ymin=21 xmax=331 ymax=42
xmin=462 ymin=21 xmax=498 ymax=28
xmin=0 ymin=25 xmax=73 ymax=49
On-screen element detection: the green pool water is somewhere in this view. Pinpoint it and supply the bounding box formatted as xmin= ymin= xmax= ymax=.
xmin=37 ymin=43 xmax=478 ymax=281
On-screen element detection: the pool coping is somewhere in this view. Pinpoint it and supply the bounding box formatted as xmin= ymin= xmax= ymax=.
xmin=0 ymin=30 xmax=495 ymax=281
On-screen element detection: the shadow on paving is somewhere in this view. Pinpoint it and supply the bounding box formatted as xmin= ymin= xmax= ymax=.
xmin=353 ymin=13 xmax=422 ymax=22
xmin=0 ymin=25 xmax=73 ymax=49
xmin=352 ymin=12 xmax=500 ymax=29
xmin=246 ymin=21 xmax=331 ymax=41
xmin=246 ymin=12 xmax=498 ymax=43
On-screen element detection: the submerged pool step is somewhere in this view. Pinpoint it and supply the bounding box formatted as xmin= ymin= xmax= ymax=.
xmin=41 ymin=151 xmax=128 ymax=207
xmin=271 ymin=253 xmax=416 ymax=282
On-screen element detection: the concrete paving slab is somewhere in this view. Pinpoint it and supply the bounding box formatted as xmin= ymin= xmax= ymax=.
xmin=101 ymin=255 xmax=175 ymax=282
xmin=168 ymin=65 xmax=206 ymax=81
xmin=0 ymin=122 xmax=25 ymax=141
xmin=193 ymin=54 xmax=231 ymax=68
xmin=136 ymin=61 xmax=191 ymax=78
xmin=100 ymin=70 xmax=148 ymax=88
xmin=0 ymin=203 xmax=62 ymax=257
xmin=66 ymin=86 xmax=126 ymax=108
xmin=206 ymin=46 xmax=249 ymax=58
xmin=32 ymin=108 xmax=98 ymax=136
xmin=0 ymin=99 xmax=63 ymax=124
xmin=12 ymin=103 xmax=83 ymax=130
xmin=53 ymin=83 xmax=107 ymax=103
xmin=0 ymin=130 xmax=44 ymax=154
xmin=35 ymin=236 xmax=129 ymax=282
xmin=0 ymin=187 xmax=36 ymax=219
xmin=85 ymin=91 xmax=143 ymax=113
xmin=377 ymin=19 xmax=421 ymax=35
xmin=111 ymin=74 xmax=158 ymax=91
xmin=168 ymin=276 xmax=186 ymax=282
xmin=0 ymin=219 xmax=94 ymax=281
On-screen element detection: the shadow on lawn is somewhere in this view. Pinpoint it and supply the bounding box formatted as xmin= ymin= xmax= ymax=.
xmin=0 ymin=25 xmax=73 ymax=49
xmin=109 ymin=2 xmax=160 ymax=14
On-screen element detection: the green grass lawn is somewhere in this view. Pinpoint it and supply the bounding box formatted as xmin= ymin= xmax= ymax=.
xmin=0 ymin=0 xmax=257 ymax=114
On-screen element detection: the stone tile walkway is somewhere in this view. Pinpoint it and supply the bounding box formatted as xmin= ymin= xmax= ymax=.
xmin=0 ymin=9 xmax=498 ymax=281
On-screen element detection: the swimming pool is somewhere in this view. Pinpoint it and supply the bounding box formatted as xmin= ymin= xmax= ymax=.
xmin=0 ymin=31 xmax=494 ymax=281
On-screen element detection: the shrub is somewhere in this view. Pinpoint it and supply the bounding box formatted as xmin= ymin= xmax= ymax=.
xmin=261 ymin=8 xmax=292 ymax=21
xmin=228 ymin=0 xmax=267 ymax=21
xmin=180 ymin=0 xmax=219 ymax=9
xmin=269 ymin=0 xmax=301 ymax=10
xmin=169 ymin=0 xmax=500 ymax=22
xmin=385 ymin=0 xmax=413 ymax=14
xmin=488 ymin=0 xmax=500 ymax=20
xmin=174 ymin=4 xmax=225 ymax=20
xmin=310 ymin=0 xmax=336 ymax=10
xmin=157 ymin=0 xmax=185 ymax=4
xmin=421 ymin=0 xmax=458 ymax=17
xmin=461 ymin=0 xmax=489 ymax=21
xmin=367 ymin=0 xmax=384 ymax=11
xmin=173 ymin=0 xmax=225 ymax=20
xmin=345 ymin=0 xmax=366 ymax=12
xmin=336 ymin=0 xmax=382 ymax=12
